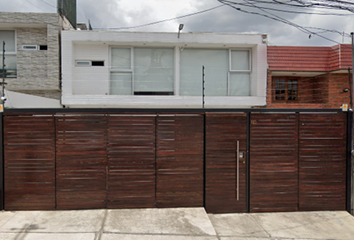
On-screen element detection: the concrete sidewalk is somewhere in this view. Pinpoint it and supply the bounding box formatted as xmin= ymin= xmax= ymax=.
xmin=0 ymin=208 xmax=353 ymax=240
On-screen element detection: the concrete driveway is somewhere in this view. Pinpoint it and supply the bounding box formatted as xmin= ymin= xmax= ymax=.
xmin=0 ymin=208 xmax=353 ymax=240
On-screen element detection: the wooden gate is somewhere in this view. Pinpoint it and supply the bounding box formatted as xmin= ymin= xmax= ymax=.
xmin=56 ymin=114 xmax=107 ymax=209
xmin=205 ymin=113 xmax=248 ymax=213
xmin=250 ymin=113 xmax=299 ymax=212
xmin=3 ymin=112 xmax=204 ymax=210
xmin=156 ymin=114 xmax=204 ymax=207
xmin=4 ymin=115 xmax=56 ymax=210
xmin=299 ymin=113 xmax=347 ymax=211
xmin=107 ymin=114 xmax=156 ymax=208
xmin=249 ymin=112 xmax=347 ymax=212
xmin=2 ymin=111 xmax=349 ymax=212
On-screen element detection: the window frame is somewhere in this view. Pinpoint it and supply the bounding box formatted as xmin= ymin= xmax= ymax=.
xmin=109 ymin=46 xmax=252 ymax=97
xmin=273 ymin=76 xmax=299 ymax=102
xmin=110 ymin=47 xmax=134 ymax=95
xmin=0 ymin=29 xmax=17 ymax=78
xmin=21 ymin=45 xmax=38 ymax=50
xmin=228 ymin=49 xmax=252 ymax=96
xmin=75 ymin=60 xmax=92 ymax=67
xmin=110 ymin=46 xmax=175 ymax=96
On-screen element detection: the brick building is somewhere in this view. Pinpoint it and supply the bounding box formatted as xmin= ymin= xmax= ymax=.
xmin=267 ymin=44 xmax=352 ymax=108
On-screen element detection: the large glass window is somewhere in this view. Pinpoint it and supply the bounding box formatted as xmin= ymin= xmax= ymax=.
xmin=110 ymin=47 xmax=251 ymax=97
xmin=179 ymin=49 xmax=251 ymax=96
xmin=110 ymin=47 xmax=174 ymax=95
xmin=0 ymin=30 xmax=17 ymax=78
xmin=180 ymin=49 xmax=228 ymax=96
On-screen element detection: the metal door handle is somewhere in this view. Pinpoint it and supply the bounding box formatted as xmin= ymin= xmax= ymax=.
xmin=236 ymin=141 xmax=239 ymax=201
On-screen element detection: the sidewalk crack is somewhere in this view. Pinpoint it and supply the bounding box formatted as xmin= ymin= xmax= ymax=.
xmin=95 ymin=209 xmax=108 ymax=240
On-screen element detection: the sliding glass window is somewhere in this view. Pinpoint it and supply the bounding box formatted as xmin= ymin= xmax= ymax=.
xmin=179 ymin=49 xmax=251 ymax=96
xmin=180 ymin=49 xmax=228 ymax=96
xmin=110 ymin=47 xmax=174 ymax=95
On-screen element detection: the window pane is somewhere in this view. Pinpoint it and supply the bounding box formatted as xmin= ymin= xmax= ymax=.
xmin=288 ymin=79 xmax=298 ymax=100
xmin=134 ymin=48 xmax=174 ymax=93
xmin=0 ymin=30 xmax=15 ymax=52
xmin=111 ymin=48 xmax=131 ymax=69
xmin=110 ymin=72 xmax=132 ymax=95
xmin=180 ymin=49 xmax=228 ymax=96
xmin=0 ymin=54 xmax=16 ymax=70
xmin=76 ymin=61 xmax=91 ymax=66
xmin=230 ymin=73 xmax=250 ymax=96
xmin=231 ymin=50 xmax=249 ymax=71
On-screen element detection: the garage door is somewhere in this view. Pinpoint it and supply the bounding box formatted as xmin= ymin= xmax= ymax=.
xmin=250 ymin=113 xmax=299 ymax=212
xmin=56 ymin=114 xmax=107 ymax=209
xmin=299 ymin=113 xmax=347 ymax=210
xmin=4 ymin=115 xmax=56 ymax=210
xmin=107 ymin=115 xmax=156 ymax=208
xmin=156 ymin=114 xmax=204 ymax=207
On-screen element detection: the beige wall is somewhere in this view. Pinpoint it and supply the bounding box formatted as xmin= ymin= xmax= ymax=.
xmin=0 ymin=13 xmax=62 ymax=100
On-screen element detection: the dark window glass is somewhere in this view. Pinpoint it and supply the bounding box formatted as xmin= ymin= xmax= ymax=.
xmin=134 ymin=91 xmax=173 ymax=95
xmin=274 ymin=78 xmax=298 ymax=102
xmin=92 ymin=61 xmax=104 ymax=66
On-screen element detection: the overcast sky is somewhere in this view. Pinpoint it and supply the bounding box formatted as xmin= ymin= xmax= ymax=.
xmin=0 ymin=0 xmax=353 ymax=46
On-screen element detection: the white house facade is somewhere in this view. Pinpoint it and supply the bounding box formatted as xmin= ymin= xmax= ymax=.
xmin=61 ymin=31 xmax=267 ymax=108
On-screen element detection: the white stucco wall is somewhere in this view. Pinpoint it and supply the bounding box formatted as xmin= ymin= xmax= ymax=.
xmin=4 ymin=90 xmax=61 ymax=108
xmin=62 ymin=31 xmax=267 ymax=108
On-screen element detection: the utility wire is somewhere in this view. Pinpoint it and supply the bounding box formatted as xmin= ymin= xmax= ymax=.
xmin=101 ymin=5 xmax=225 ymax=30
xmin=37 ymin=0 xmax=57 ymax=8
xmin=218 ymin=0 xmax=343 ymax=44
xmin=222 ymin=0 xmax=354 ymax=15
xmin=24 ymin=0 xmax=47 ymax=12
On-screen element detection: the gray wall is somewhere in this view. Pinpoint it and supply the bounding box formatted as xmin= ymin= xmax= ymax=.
xmin=0 ymin=13 xmax=62 ymax=99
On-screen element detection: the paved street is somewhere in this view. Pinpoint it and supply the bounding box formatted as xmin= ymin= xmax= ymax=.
xmin=0 ymin=208 xmax=353 ymax=240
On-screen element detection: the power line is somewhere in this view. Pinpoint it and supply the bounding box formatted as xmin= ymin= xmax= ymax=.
xmin=100 ymin=5 xmax=225 ymax=30
xmin=24 ymin=0 xmax=47 ymax=12
xmin=221 ymin=0 xmax=354 ymax=15
xmin=37 ymin=0 xmax=57 ymax=8
xmin=218 ymin=0 xmax=345 ymax=44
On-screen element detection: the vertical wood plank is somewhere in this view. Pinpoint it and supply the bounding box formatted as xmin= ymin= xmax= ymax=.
xmin=107 ymin=115 xmax=156 ymax=208
xmin=299 ymin=113 xmax=347 ymax=211
xmin=56 ymin=115 xmax=107 ymax=209
xmin=4 ymin=115 xmax=55 ymax=210
xmin=156 ymin=114 xmax=204 ymax=207
xmin=250 ymin=113 xmax=299 ymax=212
xmin=205 ymin=113 xmax=248 ymax=213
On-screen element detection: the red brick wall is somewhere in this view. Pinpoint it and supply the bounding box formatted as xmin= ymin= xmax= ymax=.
xmin=267 ymin=73 xmax=351 ymax=109
xmin=328 ymin=73 xmax=351 ymax=108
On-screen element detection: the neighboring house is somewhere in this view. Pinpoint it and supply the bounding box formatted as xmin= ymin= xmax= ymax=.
xmin=0 ymin=12 xmax=74 ymax=108
xmin=267 ymin=44 xmax=352 ymax=108
xmin=61 ymin=31 xmax=268 ymax=108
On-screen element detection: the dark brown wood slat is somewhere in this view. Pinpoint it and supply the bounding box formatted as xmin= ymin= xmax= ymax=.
xmin=4 ymin=115 xmax=55 ymax=210
xmin=250 ymin=113 xmax=299 ymax=212
xmin=205 ymin=113 xmax=247 ymax=213
xmin=156 ymin=114 xmax=204 ymax=208
xmin=299 ymin=113 xmax=347 ymax=211
xmin=107 ymin=115 xmax=156 ymax=208
xmin=56 ymin=115 xmax=107 ymax=210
